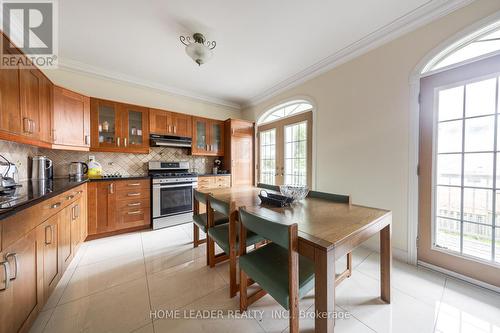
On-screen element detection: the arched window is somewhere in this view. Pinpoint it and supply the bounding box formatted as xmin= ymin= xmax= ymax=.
xmin=424 ymin=24 xmax=500 ymax=73
xmin=258 ymin=100 xmax=313 ymax=125
xmin=257 ymin=100 xmax=313 ymax=187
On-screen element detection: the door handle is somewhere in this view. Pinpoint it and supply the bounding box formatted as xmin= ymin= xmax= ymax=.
xmin=128 ymin=183 xmax=141 ymax=186
xmin=84 ymin=135 xmax=90 ymax=145
xmin=23 ymin=118 xmax=30 ymax=133
xmin=0 ymin=261 xmax=10 ymax=291
xmin=173 ymin=125 xmax=176 ymax=134
xmin=109 ymin=183 xmax=114 ymax=194
xmin=5 ymin=253 xmax=18 ymax=280
xmin=127 ymin=193 xmax=141 ymax=197
xmin=168 ymin=125 xmax=172 ymax=133
xmin=117 ymin=137 xmax=121 ymax=147
xmin=124 ymin=138 xmax=127 ymax=147
xmin=66 ymin=195 xmax=75 ymax=200
xmin=30 ymin=120 xmax=35 ymax=133
xmin=45 ymin=225 xmax=53 ymax=245
xmin=127 ymin=202 xmax=141 ymax=207
xmin=127 ymin=210 xmax=142 ymax=215
xmin=51 ymin=202 xmax=61 ymax=209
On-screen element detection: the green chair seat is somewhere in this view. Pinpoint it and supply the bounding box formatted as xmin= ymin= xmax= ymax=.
xmin=193 ymin=212 xmax=228 ymax=233
xmin=207 ymin=223 xmax=264 ymax=255
xmin=239 ymin=243 xmax=315 ymax=309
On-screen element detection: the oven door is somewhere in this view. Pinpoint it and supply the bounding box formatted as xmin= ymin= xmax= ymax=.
xmin=153 ymin=183 xmax=194 ymax=218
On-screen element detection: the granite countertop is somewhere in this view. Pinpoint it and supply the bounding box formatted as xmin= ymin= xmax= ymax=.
xmin=0 ymin=178 xmax=89 ymax=221
xmin=88 ymin=175 xmax=151 ymax=182
xmin=197 ymin=173 xmax=231 ymax=177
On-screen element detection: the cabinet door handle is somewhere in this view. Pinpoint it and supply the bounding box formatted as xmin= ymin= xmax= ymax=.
xmin=0 ymin=261 xmax=10 ymax=291
xmin=45 ymin=225 xmax=53 ymax=245
xmin=128 ymin=183 xmax=141 ymax=186
xmin=127 ymin=202 xmax=141 ymax=207
xmin=173 ymin=125 xmax=176 ymax=134
xmin=127 ymin=210 xmax=142 ymax=215
xmin=51 ymin=202 xmax=61 ymax=209
xmin=53 ymin=129 xmax=57 ymax=141
xmin=109 ymin=183 xmax=114 ymax=194
xmin=23 ymin=118 xmax=30 ymax=133
xmin=5 ymin=253 xmax=18 ymax=280
xmin=66 ymin=195 xmax=75 ymax=201
xmin=84 ymin=135 xmax=90 ymax=145
xmin=77 ymin=204 xmax=80 ymax=218
xmin=127 ymin=193 xmax=141 ymax=197
xmin=117 ymin=137 xmax=121 ymax=147
xmin=124 ymin=138 xmax=127 ymax=147
xmin=31 ymin=120 xmax=35 ymax=133
xmin=168 ymin=125 xmax=172 ymax=133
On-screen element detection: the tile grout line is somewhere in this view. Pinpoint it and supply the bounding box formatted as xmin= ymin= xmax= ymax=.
xmin=432 ymin=277 xmax=449 ymax=332
xmin=39 ymin=245 xmax=87 ymax=333
xmin=140 ymin=232 xmax=156 ymax=333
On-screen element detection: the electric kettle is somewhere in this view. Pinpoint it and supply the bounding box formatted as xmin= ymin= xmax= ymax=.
xmin=30 ymin=156 xmax=53 ymax=180
xmin=69 ymin=162 xmax=88 ymax=179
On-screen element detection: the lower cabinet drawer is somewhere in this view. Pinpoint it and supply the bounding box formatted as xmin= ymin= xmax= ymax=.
xmin=116 ymin=198 xmax=150 ymax=210
xmin=115 ymin=179 xmax=150 ymax=191
xmin=116 ymin=207 xmax=151 ymax=229
xmin=116 ymin=187 xmax=150 ymax=200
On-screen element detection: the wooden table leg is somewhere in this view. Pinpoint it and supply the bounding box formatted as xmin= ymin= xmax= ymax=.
xmin=380 ymin=223 xmax=391 ymax=303
xmin=314 ymin=248 xmax=335 ymax=333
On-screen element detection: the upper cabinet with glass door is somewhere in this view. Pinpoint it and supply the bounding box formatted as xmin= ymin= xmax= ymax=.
xmin=191 ymin=116 xmax=224 ymax=156
xmin=90 ymin=98 xmax=149 ymax=153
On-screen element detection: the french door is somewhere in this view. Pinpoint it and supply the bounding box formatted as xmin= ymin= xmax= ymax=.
xmin=419 ymin=53 xmax=500 ymax=287
xmin=257 ymin=112 xmax=312 ymax=187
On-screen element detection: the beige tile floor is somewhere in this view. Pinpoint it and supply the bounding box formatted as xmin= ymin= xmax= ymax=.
xmin=29 ymin=223 xmax=500 ymax=333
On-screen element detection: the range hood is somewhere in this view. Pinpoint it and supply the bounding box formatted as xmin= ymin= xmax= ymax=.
xmin=150 ymin=134 xmax=192 ymax=148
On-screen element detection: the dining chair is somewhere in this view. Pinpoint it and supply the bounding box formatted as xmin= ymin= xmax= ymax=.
xmin=206 ymin=195 xmax=264 ymax=297
xmin=238 ymin=207 xmax=315 ymax=333
xmin=192 ymin=189 xmax=229 ymax=249
xmin=308 ymin=190 xmax=353 ymax=284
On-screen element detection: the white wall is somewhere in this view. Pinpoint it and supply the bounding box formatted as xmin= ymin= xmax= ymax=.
xmin=42 ymin=68 xmax=242 ymax=120
xmin=243 ymin=0 xmax=500 ymax=254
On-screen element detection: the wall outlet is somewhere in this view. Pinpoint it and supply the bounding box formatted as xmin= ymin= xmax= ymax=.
xmin=88 ymin=155 xmax=95 ymax=161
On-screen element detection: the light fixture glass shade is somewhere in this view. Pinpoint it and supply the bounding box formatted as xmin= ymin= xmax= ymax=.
xmin=185 ymin=43 xmax=212 ymax=65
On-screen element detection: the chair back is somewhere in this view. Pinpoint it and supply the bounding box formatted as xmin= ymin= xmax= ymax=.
xmin=257 ymin=183 xmax=280 ymax=192
xmin=239 ymin=208 xmax=292 ymax=249
xmin=193 ymin=189 xmax=208 ymax=204
xmin=307 ymin=191 xmax=351 ymax=204
xmin=208 ymin=195 xmax=231 ymax=216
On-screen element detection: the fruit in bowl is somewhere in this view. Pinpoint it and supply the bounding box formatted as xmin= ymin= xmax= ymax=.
xmin=279 ymin=185 xmax=309 ymax=201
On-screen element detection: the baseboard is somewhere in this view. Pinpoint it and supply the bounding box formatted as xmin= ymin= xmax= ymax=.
xmin=360 ymin=243 xmax=409 ymax=263
xmin=418 ymin=260 xmax=500 ymax=294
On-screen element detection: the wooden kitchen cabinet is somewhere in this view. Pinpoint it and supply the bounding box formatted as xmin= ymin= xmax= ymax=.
xmin=38 ymin=214 xmax=61 ymax=300
xmin=87 ymin=179 xmax=150 ymax=239
xmin=91 ymin=98 xmax=149 ymax=153
xmin=0 ymin=229 xmax=42 ymax=333
xmin=192 ymin=117 xmax=224 ymax=156
xmin=53 ymin=86 xmax=90 ymax=150
xmin=224 ymin=119 xmax=254 ymax=186
xmin=149 ymin=108 xmax=192 ymax=138
xmin=0 ymin=34 xmax=22 ymax=135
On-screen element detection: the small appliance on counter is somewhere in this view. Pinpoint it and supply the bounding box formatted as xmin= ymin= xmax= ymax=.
xmin=69 ymin=161 xmax=88 ymax=179
xmin=0 ymin=161 xmax=21 ymax=194
xmin=30 ymin=155 xmax=53 ymax=180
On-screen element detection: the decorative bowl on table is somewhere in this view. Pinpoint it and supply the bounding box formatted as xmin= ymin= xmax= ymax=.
xmin=279 ymin=185 xmax=309 ymax=201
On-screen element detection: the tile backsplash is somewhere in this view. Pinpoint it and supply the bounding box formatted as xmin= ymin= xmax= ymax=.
xmin=0 ymin=140 xmax=38 ymax=180
xmin=39 ymin=147 xmax=217 ymax=177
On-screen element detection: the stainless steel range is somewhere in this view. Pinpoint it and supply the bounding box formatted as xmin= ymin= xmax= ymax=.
xmin=149 ymin=161 xmax=197 ymax=230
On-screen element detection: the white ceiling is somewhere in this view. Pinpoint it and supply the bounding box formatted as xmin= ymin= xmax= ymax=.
xmin=58 ymin=0 xmax=465 ymax=108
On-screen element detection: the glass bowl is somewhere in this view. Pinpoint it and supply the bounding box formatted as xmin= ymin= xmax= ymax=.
xmin=279 ymin=185 xmax=309 ymax=201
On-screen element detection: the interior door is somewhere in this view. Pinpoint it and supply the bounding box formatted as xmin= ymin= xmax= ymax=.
xmin=419 ymin=53 xmax=500 ymax=287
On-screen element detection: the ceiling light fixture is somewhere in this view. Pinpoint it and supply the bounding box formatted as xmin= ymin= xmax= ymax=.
xmin=179 ymin=33 xmax=216 ymax=66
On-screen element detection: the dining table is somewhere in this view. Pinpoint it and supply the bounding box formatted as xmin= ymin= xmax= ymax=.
xmin=200 ymin=186 xmax=392 ymax=333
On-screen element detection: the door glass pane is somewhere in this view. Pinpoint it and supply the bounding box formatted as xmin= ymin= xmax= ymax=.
xmin=284 ymin=122 xmax=307 ymax=186
xmin=436 ymin=154 xmax=461 ymax=186
xmin=438 ymin=86 xmax=464 ymax=121
xmin=259 ymin=129 xmax=276 ymax=185
xmin=128 ymin=110 xmax=143 ymax=145
xmin=435 ymin=218 xmax=460 ymax=252
xmin=496 ymin=228 xmax=500 ymax=263
xmin=465 ymin=78 xmax=497 ymax=117
xmin=438 ymin=120 xmax=462 ymax=153
xmin=463 ymin=188 xmax=493 ymax=225
xmin=495 ymin=191 xmax=500 ymax=226
xmin=462 ymin=222 xmax=492 ymax=260
xmin=463 ymin=153 xmax=493 ymax=188
xmin=196 ymin=121 xmax=206 ymax=150
xmin=436 ymin=186 xmax=461 ymax=220
xmin=212 ymin=123 xmax=221 ymax=152
xmin=464 ymin=116 xmax=494 ymax=152
xmin=98 ymin=105 xmax=116 ymax=144
xmin=160 ymin=186 xmax=193 ymax=216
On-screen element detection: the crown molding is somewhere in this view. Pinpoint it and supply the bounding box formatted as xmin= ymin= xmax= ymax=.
xmin=243 ymin=0 xmax=476 ymax=108
xmin=56 ymin=59 xmax=242 ymax=110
